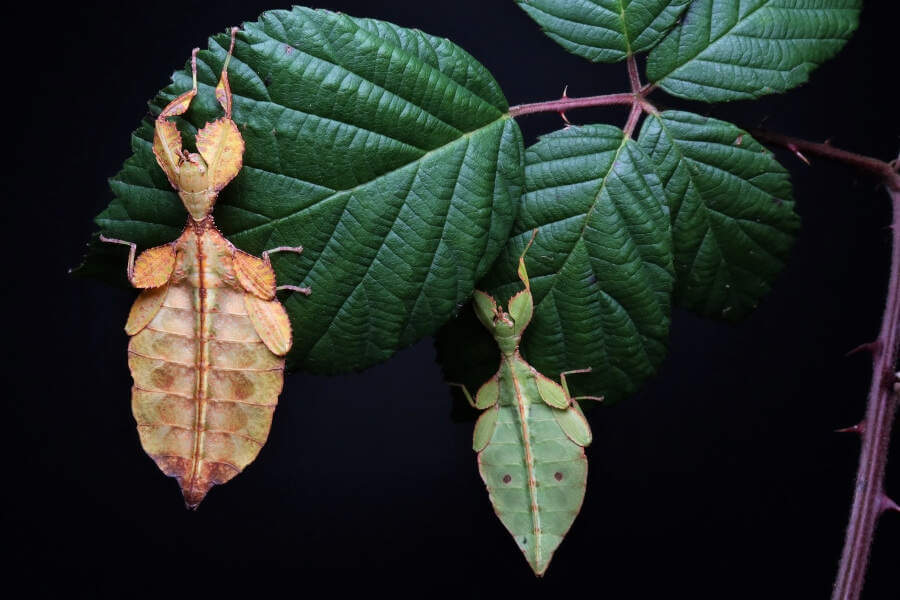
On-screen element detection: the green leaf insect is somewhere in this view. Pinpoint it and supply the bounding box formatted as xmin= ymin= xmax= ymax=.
xmin=450 ymin=233 xmax=602 ymax=576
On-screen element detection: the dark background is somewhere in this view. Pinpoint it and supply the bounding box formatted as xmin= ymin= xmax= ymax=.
xmin=5 ymin=1 xmax=899 ymax=597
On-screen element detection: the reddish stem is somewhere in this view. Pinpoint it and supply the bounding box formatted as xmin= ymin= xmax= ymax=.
xmin=748 ymin=128 xmax=900 ymax=190
xmin=508 ymin=92 xmax=636 ymax=117
xmin=754 ymin=128 xmax=900 ymax=600
xmin=622 ymin=102 xmax=643 ymax=138
xmin=626 ymin=54 xmax=642 ymax=93
xmin=831 ymin=186 xmax=900 ymax=600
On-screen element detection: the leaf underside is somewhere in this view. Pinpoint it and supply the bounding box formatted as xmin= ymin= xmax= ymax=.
xmin=638 ymin=111 xmax=798 ymax=320
xmin=78 ymin=7 xmax=525 ymax=374
xmin=646 ymin=0 xmax=862 ymax=102
xmin=479 ymin=125 xmax=674 ymax=403
xmin=517 ymin=0 xmax=691 ymax=63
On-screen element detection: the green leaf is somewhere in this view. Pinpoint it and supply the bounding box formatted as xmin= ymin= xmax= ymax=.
xmin=479 ymin=125 xmax=674 ymax=403
xmin=646 ymin=0 xmax=861 ymax=102
xmin=517 ymin=0 xmax=691 ymax=62
xmin=78 ymin=7 xmax=525 ymax=374
xmin=638 ymin=111 xmax=798 ymax=320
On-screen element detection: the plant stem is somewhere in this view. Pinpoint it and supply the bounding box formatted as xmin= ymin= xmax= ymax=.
xmin=755 ymin=130 xmax=900 ymax=599
xmin=508 ymin=92 xmax=636 ymax=118
xmin=831 ymin=185 xmax=900 ymax=600
xmin=622 ymin=102 xmax=643 ymax=138
xmin=747 ymin=128 xmax=900 ymax=189
xmin=626 ymin=54 xmax=642 ymax=93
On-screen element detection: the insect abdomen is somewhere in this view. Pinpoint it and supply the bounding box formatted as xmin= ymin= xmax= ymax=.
xmin=128 ymin=281 xmax=284 ymax=507
xmin=477 ymin=400 xmax=587 ymax=576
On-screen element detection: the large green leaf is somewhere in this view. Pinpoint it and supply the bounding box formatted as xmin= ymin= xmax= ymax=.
xmin=517 ymin=0 xmax=690 ymax=62
xmin=646 ymin=0 xmax=861 ymax=102
xmin=78 ymin=7 xmax=525 ymax=374
xmin=638 ymin=111 xmax=798 ymax=320
xmin=479 ymin=125 xmax=674 ymax=403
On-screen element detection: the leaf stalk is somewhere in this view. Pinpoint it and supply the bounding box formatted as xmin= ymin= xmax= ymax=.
xmin=508 ymin=92 xmax=637 ymax=118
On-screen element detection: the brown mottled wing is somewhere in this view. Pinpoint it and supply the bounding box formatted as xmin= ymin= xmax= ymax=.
xmin=128 ymin=282 xmax=284 ymax=508
xmin=244 ymin=294 xmax=292 ymax=356
xmin=125 ymin=284 xmax=169 ymax=335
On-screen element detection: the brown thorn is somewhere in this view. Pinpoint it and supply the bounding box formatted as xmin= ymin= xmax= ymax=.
xmin=786 ymin=142 xmax=811 ymax=166
xmin=558 ymin=85 xmax=572 ymax=126
xmin=836 ymin=421 xmax=866 ymax=435
xmin=846 ymin=341 xmax=880 ymax=357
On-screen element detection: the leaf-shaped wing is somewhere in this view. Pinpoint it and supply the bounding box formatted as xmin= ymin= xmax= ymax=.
xmin=646 ymin=0 xmax=862 ymax=102
xmin=479 ymin=400 xmax=587 ymax=575
xmin=638 ymin=111 xmax=798 ymax=320
xmin=78 ymin=8 xmax=525 ymax=375
xmin=517 ymin=0 xmax=690 ymax=62
xmin=480 ymin=125 xmax=674 ymax=403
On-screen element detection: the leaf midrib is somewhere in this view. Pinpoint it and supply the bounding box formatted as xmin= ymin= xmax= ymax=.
xmin=227 ymin=118 xmax=510 ymax=240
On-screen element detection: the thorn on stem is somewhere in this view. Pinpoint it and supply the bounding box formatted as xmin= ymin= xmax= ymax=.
xmin=836 ymin=422 xmax=866 ymax=435
xmin=559 ymin=85 xmax=571 ymax=126
xmin=879 ymin=495 xmax=899 ymax=514
xmin=786 ymin=142 xmax=811 ymax=166
xmin=846 ymin=341 xmax=880 ymax=357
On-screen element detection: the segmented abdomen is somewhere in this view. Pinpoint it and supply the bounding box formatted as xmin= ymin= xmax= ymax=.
xmin=478 ymin=401 xmax=587 ymax=575
xmin=127 ymin=281 xmax=283 ymax=507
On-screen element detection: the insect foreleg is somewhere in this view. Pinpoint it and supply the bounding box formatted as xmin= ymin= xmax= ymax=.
xmin=446 ymin=382 xmax=477 ymax=408
xmin=559 ymin=367 xmax=604 ymax=403
xmin=215 ymin=28 xmax=238 ymax=118
xmin=159 ymin=48 xmax=199 ymax=120
xmin=99 ymin=234 xmax=137 ymax=284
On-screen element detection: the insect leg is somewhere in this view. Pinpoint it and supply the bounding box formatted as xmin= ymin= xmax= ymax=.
xmin=153 ymin=48 xmax=199 ymax=183
xmin=446 ymin=382 xmax=477 ymax=408
xmin=99 ymin=235 xmax=137 ymax=284
xmin=265 ymin=246 xmax=312 ymax=295
xmin=275 ymin=284 xmax=312 ymax=296
xmin=559 ymin=368 xmax=604 ymax=403
xmin=262 ymin=245 xmax=304 ymax=263
xmin=215 ymin=27 xmax=239 ymax=118
xmin=159 ymin=48 xmax=199 ymax=120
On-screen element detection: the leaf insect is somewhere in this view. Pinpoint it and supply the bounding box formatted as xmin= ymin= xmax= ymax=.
xmin=102 ymin=28 xmax=310 ymax=508
xmin=450 ymin=231 xmax=603 ymax=576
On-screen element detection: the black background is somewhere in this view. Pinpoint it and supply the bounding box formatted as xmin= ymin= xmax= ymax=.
xmin=6 ymin=1 xmax=899 ymax=597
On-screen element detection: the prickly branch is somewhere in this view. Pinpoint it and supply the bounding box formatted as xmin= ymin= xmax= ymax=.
xmin=510 ymin=55 xmax=899 ymax=600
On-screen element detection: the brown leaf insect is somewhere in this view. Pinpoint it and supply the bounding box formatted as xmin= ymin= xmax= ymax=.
xmin=102 ymin=28 xmax=310 ymax=508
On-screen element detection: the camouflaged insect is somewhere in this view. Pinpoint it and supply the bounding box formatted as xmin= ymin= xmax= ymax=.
xmin=103 ymin=29 xmax=310 ymax=508
xmin=451 ymin=234 xmax=602 ymax=576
